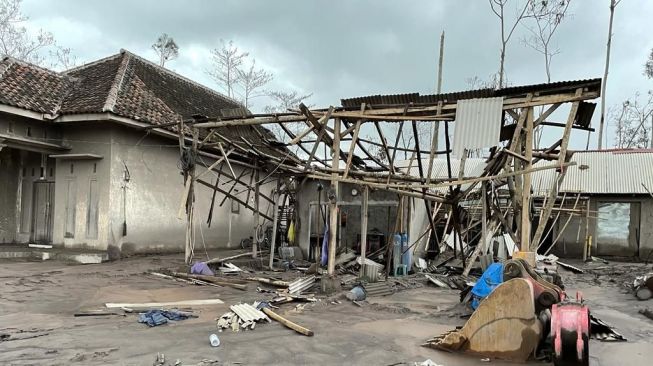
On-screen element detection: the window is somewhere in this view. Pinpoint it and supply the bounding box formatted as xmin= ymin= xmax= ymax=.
xmin=64 ymin=180 xmax=76 ymax=238
xmin=70 ymin=164 xmax=74 ymax=174
xmin=596 ymin=202 xmax=631 ymax=248
xmin=93 ymin=163 xmax=97 ymax=174
xmin=86 ymin=179 xmax=99 ymax=239
xmin=26 ymin=127 xmax=31 ymax=137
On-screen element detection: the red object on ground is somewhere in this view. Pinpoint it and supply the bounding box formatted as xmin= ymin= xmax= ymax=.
xmin=551 ymin=292 xmax=590 ymax=366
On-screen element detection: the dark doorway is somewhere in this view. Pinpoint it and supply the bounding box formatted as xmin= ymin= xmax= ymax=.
xmin=31 ymin=181 xmax=55 ymax=244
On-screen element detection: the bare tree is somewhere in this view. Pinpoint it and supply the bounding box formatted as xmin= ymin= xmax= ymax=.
xmin=207 ymin=40 xmax=249 ymax=99
xmin=598 ymin=0 xmax=623 ymax=150
xmin=465 ymin=74 xmax=502 ymax=89
xmin=264 ymin=90 xmax=312 ymax=143
xmin=645 ymin=48 xmax=653 ymax=79
xmin=49 ymin=45 xmax=78 ymax=70
xmin=488 ymin=0 xmax=542 ymax=88
xmin=152 ymin=33 xmax=179 ymax=67
xmin=612 ymin=92 xmax=653 ymax=148
xmin=0 ymin=0 xmax=54 ymax=65
xmin=522 ymin=0 xmax=572 ymax=83
xmin=237 ymin=59 xmax=273 ymax=108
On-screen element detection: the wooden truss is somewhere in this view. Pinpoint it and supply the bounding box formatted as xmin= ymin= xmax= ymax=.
xmin=177 ymin=79 xmax=601 ymax=273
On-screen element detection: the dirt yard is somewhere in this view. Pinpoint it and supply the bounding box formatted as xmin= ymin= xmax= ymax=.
xmin=1 ymin=252 xmax=653 ymax=366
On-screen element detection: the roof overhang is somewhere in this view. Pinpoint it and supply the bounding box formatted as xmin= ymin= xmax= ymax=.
xmin=0 ymin=133 xmax=69 ymax=154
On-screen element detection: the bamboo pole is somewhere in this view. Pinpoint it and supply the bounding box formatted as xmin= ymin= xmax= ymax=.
xmin=359 ymin=185 xmax=369 ymax=278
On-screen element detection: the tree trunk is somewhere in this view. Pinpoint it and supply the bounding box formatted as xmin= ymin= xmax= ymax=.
xmin=599 ymin=0 xmax=617 ymax=150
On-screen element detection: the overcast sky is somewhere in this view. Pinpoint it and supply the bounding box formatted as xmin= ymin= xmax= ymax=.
xmin=21 ymin=0 xmax=653 ymax=149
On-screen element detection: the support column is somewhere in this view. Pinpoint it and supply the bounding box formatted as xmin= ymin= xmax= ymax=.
xmin=520 ymin=107 xmax=533 ymax=251
xmin=327 ymin=118 xmax=341 ymax=276
xmin=268 ymin=180 xmax=281 ymax=269
xmin=252 ymin=161 xmax=260 ymax=259
xmin=359 ymin=185 xmax=369 ymax=278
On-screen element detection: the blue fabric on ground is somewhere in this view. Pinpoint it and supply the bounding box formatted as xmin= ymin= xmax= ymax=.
xmin=470 ymin=262 xmax=504 ymax=310
xmin=138 ymin=310 xmax=196 ymax=327
xmin=190 ymin=261 xmax=214 ymax=276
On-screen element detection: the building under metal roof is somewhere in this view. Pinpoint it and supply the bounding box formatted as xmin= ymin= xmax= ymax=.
xmin=532 ymin=149 xmax=653 ymax=195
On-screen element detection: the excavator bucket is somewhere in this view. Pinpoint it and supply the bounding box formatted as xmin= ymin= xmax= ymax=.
xmin=424 ymin=278 xmax=543 ymax=362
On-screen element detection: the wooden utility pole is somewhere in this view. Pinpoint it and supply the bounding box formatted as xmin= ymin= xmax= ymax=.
xmin=185 ymin=128 xmax=199 ymax=264
xmin=359 ymin=185 xmax=369 ymax=278
xmin=432 ymin=31 xmax=445 ymax=153
xmin=327 ymin=118 xmax=341 ymax=276
xmin=599 ymin=0 xmax=621 ymax=149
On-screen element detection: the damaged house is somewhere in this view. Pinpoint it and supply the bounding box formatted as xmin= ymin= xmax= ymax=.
xmin=0 ymin=50 xmax=281 ymax=258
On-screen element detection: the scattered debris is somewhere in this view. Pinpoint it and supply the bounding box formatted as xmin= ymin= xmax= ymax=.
xmin=74 ymin=310 xmax=126 ymax=317
xmin=633 ymin=273 xmax=653 ymax=300
xmin=639 ymin=308 xmax=653 ymax=321
xmin=424 ymin=274 xmax=449 ymax=288
xmin=590 ymin=314 xmax=627 ymax=341
xmin=190 ymin=261 xmax=214 ymax=276
xmin=106 ymin=298 xmax=223 ymax=308
xmin=248 ymin=277 xmax=290 ymax=287
xmin=209 ymin=333 xmax=220 ymax=347
xmin=28 ymin=243 xmax=52 ymax=249
xmin=557 ymin=261 xmax=584 ymax=274
xmin=288 ymin=275 xmax=316 ymax=294
xmin=138 ymin=310 xmax=197 ymax=327
xmin=172 ymin=272 xmax=248 ymax=290
xmin=258 ymin=302 xmax=314 ymax=336
xmin=363 ymin=282 xmax=394 ymax=297
xmin=346 ymin=285 xmax=366 ymax=301
xmin=414 ymin=359 xmax=443 ymax=366
xmin=220 ymin=262 xmax=243 ymax=274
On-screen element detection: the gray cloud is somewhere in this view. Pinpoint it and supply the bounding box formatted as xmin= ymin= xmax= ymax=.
xmin=21 ymin=0 xmax=653 ymax=148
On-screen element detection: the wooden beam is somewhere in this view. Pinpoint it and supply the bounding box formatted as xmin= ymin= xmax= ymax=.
xmin=530 ymin=89 xmax=583 ymax=250
xmin=426 ymin=102 xmax=443 ymax=184
xmin=268 ymin=181 xmax=281 ymax=269
xmin=359 ymin=185 xmax=369 ymax=278
xmin=343 ymin=120 xmax=362 ymax=179
xmin=327 ymin=118 xmax=341 ymax=276
xmin=196 ymin=178 xmax=273 ymax=221
xmin=520 ymin=107 xmax=534 ymax=251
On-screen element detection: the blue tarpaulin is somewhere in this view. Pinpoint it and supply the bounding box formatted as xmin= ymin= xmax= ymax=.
xmin=470 ymin=262 xmax=504 ymax=310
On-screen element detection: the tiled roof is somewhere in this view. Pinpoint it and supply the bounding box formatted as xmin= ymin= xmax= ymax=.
xmin=0 ymin=50 xmax=286 ymax=159
xmin=0 ymin=57 xmax=72 ymax=115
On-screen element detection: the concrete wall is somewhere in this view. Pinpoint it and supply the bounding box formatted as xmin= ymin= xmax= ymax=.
xmin=51 ymin=124 xmax=113 ymax=250
xmin=294 ymin=179 xmax=399 ymax=256
xmin=0 ymin=148 xmax=19 ymax=243
xmin=551 ymin=195 xmax=653 ymax=258
xmin=0 ymin=113 xmax=61 ymax=244
xmin=105 ymin=124 xmax=274 ymax=256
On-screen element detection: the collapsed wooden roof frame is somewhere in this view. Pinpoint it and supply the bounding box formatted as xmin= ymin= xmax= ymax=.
xmin=180 ymin=79 xmax=601 ymax=273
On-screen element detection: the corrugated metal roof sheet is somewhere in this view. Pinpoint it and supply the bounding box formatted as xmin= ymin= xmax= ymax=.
xmin=452 ymin=97 xmax=503 ymax=157
xmin=532 ymin=150 xmax=653 ymax=195
xmin=341 ymin=78 xmax=601 ymax=108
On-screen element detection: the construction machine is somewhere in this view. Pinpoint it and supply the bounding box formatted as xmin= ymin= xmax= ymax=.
xmin=424 ymin=259 xmax=591 ymax=365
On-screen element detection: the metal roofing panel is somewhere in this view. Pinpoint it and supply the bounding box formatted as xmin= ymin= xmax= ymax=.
xmin=340 ymin=78 xmax=601 ymax=108
xmin=531 ymin=150 xmax=653 ymax=195
xmin=451 ymin=97 xmax=503 ymax=157
xmin=230 ymin=303 xmax=269 ymax=322
xmin=288 ymin=275 xmax=316 ymax=295
xmin=397 ymin=158 xmax=487 ymax=194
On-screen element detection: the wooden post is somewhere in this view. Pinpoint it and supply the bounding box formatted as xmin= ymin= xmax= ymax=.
xmin=327 ymin=118 xmax=341 ymax=276
xmin=185 ymin=128 xmax=199 ymax=264
xmin=359 ymin=185 xmax=369 ymax=278
xmin=432 ymin=31 xmax=444 ymax=153
xmin=520 ymin=107 xmax=533 ymax=252
xmin=252 ymin=160 xmax=260 ymax=259
xmin=530 ymin=89 xmax=583 ymax=249
xmin=268 ymin=180 xmax=281 ymax=269
xmin=481 ymin=181 xmax=488 ymax=255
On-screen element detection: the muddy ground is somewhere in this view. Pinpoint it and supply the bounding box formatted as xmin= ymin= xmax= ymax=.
xmin=1 ymin=252 xmax=653 ymax=366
